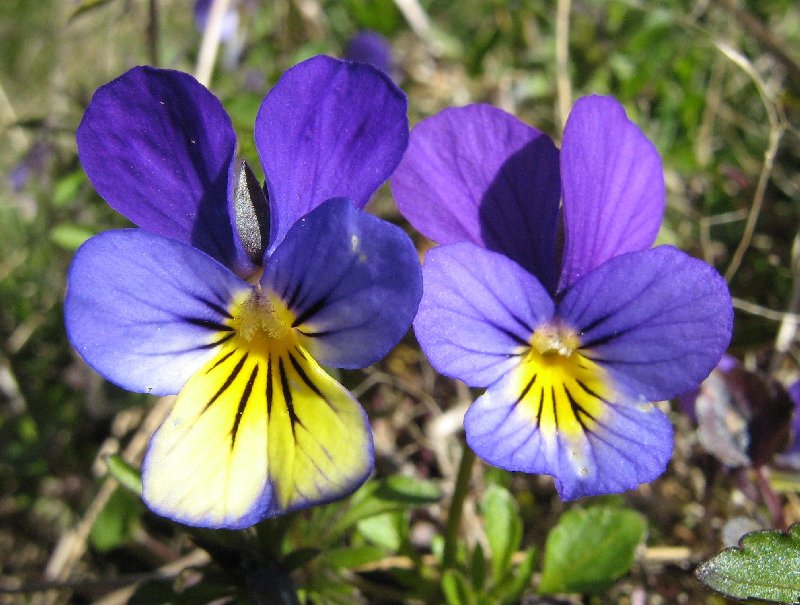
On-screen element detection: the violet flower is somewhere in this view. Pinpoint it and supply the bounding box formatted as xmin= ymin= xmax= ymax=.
xmin=391 ymin=97 xmax=732 ymax=499
xmin=65 ymin=56 xmax=421 ymax=528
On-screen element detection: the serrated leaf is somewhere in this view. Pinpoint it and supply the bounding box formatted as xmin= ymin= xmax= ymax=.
xmin=696 ymin=524 xmax=800 ymax=603
xmin=481 ymin=484 xmax=523 ymax=582
xmin=538 ymin=506 xmax=646 ymax=594
xmin=442 ymin=569 xmax=478 ymax=605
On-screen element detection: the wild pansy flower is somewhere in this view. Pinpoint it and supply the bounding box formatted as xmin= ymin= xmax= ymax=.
xmin=65 ymin=56 xmax=422 ymax=528
xmin=391 ymin=97 xmax=732 ymax=499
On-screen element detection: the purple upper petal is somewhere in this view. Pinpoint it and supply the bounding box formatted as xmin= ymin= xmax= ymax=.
xmin=414 ymin=242 xmax=555 ymax=388
xmin=255 ymin=56 xmax=408 ymax=252
xmin=263 ymin=198 xmax=421 ymax=369
xmin=76 ymin=66 xmax=254 ymax=276
xmin=558 ymin=96 xmax=665 ymax=291
xmin=64 ymin=229 xmax=251 ymax=395
xmin=392 ymin=105 xmax=561 ymax=292
xmin=559 ymin=246 xmax=733 ymax=401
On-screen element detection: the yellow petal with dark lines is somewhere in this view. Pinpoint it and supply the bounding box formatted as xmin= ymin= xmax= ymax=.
xmin=142 ymin=338 xmax=372 ymax=528
xmin=515 ymin=347 xmax=610 ymax=439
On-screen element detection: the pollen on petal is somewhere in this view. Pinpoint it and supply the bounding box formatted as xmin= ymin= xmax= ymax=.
xmin=229 ymin=289 xmax=295 ymax=343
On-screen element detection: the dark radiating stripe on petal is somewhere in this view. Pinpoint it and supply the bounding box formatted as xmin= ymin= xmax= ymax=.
xmin=206 ymin=349 xmax=236 ymax=374
xmin=489 ymin=321 xmax=530 ymax=348
xmin=563 ymin=385 xmax=595 ymax=433
xmin=289 ymin=254 xmax=359 ymax=326
xmin=196 ymin=333 xmax=235 ymax=350
xmin=283 ymin=283 xmax=302 ymax=311
xmin=183 ymin=317 xmax=234 ymax=332
xmin=536 ymin=385 xmax=545 ymax=425
xmin=230 ymin=364 xmax=259 ymax=447
xmin=287 ymin=352 xmax=336 ymax=414
xmin=506 ymin=310 xmax=535 ymax=337
xmin=575 ymin=379 xmax=612 ymax=406
xmin=193 ymin=295 xmax=234 ymax=320
xmin=203 ymin=353 xmax=248 ymax=414
xmin=576 ymin=313 xmax=614 ymax=339
xmin=512 ymin=373 xmax=538 ymax=408
xmin=294 ymin=438 xmax=334 ymax=482
xmin=292 ymin=296 xmax=329 ymax=327
xmin=296 ymin=327 xmax=336 ymax=338
xmin=278 ymin=357 xmax=302 ymax=437
xmin=580 ymin=333 xmax=625 ymax=350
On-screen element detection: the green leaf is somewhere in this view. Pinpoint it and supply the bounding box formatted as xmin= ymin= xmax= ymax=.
xmin=470 ymin=542 xmax=486 ymax=592
xmin=695 ymin=524 xmax=800 ymax=603
xmin=327 ymin=476 xmax=441 ymax=539
xmin=67 ymin=0 xmax=118 ymax=22
xmin=481 ymin=484 xmax=523 ymax=582
xmin=50 ymin=224 xmax=94 ymax=251
xmin=379 ymin=475 xmax=442 ymax=503
xmin=105 ymin=454 xmax=142 ymax=495
xmin=89 ymin=486 xmax=142 ymax=552
xmin=318 ymin=545 xmax=387 ymax=570
xmin=538 ymin=506 xmax=646 ymax=595
xmin=441 ymin=569 xmax=478 ymax=605
xmin=493 ymin=548 xmax=537 ymax=605
xmin=52 ymin=170 xmax=86 ymax=208
xmin=281 ymin=547 xmax=321 ymax=572
xmin=357 ymin=511 xmax=406 ymax=551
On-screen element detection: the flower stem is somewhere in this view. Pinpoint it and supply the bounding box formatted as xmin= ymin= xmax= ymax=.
xmin=442 ymin=443 xmax=475 ymax=571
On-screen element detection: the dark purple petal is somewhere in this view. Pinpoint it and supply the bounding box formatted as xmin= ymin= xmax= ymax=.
xmin=263 ymin=198 xmax=421 ymax=369
xmin=392 ymin=104 xmax=561 ymax=291
xmin=255 ymin=55 xmax=408 ymax=251
xmin=558 ymin=96 xmax=665 ymax=290
xmin=77 ymin=66 xmax=254 ymax=275
xmin=465 ymin=369 xmax=673 ymax=500
xmin=559 ymin=246 xmax=733 ymax=401
xmin=65 ymin=229 xmax=251 ymax=395
xmin=414 ymin=242 xmax=555 ymax=388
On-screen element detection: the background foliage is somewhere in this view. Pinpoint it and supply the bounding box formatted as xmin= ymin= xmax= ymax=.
xmin=1 ymin=0 xmax=800 ymax=603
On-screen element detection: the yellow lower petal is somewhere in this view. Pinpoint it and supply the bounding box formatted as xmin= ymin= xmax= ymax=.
xmin=515 ymin=348 xmax=611 ymax=438
xmin=142 ymin=339 xmax=372 ymax=528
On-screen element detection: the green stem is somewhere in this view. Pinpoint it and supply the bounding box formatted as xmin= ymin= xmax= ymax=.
xmin=442 ymin=443 xmax=476 ymax=571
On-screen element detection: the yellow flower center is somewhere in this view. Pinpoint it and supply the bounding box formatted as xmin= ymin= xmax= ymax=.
xmin=530 ymin=323 xmax=581 ymax=357
xmin=228 ymin=288 xmax=297 ymax=353
xmin=513 ymin=323 xmax=611 ymax=438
